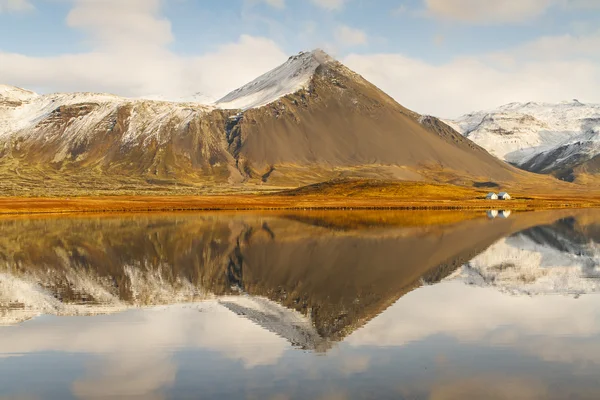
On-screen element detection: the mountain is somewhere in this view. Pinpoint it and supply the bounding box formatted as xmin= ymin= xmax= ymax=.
xmin=0 ymin=50 xmax=520 ymax=195
xmin=448 ymin=101 xmax=600 ymax=181
xmin=450 ymin=215 xmax=600 ymax=295
xmin=1 ymin=210 xmax=570 ymax=328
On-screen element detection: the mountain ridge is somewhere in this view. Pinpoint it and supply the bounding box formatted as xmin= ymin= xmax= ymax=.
xmin=448 ymin=100 xmax=600 ymax=181
xmin=0 ymin=50 xmax=535 ymax=195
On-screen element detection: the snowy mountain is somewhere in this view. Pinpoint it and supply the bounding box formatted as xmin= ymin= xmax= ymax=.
xmin=219 ymin=295 xmax=330 ymax=351
xmin=0 ymin=85 xmax=215 ymax=143
xmin=0 ymin=84 xmax=38 ymax=104
xmin=448 ymin=101 xmax=600 ymax=179
xmin=0 ymin=49 xmax=519 ymax=195
xmin=0 ymin=268 xmax=202 ymax=325
xmin=450 ymin=217 xmax=600 ymax=295
xmin=216 ymin=50 xmax=332 ymax=110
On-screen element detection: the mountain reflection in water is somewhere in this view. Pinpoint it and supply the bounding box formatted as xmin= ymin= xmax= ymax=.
xmin=1 ymin=209 xmax=600 ymax=399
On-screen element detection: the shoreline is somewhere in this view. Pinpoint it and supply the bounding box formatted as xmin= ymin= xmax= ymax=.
xmin=0 ymin=195 xmax=599 ymax=215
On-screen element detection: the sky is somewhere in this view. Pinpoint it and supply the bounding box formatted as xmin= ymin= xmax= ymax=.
xmin=1 ymin=0 xmax=600 ymax=118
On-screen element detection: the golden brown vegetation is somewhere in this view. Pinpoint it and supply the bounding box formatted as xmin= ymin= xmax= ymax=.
xmin=0 ymin=179 xmax=599 ymax=215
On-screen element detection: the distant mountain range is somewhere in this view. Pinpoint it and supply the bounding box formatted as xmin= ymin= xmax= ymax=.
xmin=451 ymin=215 xmax=600 ymax=295
xmin=0 ymin=50 xmax=518 ymax=195
xmin=447 ymin=101 xmax=600 ymax=182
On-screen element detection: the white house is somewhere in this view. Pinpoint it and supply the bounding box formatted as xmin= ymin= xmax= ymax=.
xmin=498 ymin=192 xmax=511 ymax=200
xmin=486 ymin=192 xmax=499 ymax=200
xmin=487 ymin=210 xmax=499 ymax=219
xmin=499 ymin=210 xmax=512 ymax=218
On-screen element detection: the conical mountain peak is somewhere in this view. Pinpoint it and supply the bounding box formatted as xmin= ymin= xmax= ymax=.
xmin=215 ymin=49 xmax=337 ymax=110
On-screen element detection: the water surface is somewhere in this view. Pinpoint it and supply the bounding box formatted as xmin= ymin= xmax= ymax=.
xmin=1 ymin=210 xmax=600 ymax=399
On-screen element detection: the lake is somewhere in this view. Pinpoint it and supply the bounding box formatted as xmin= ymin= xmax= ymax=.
xmin=1 ymin=209 xmax=600 ymax=399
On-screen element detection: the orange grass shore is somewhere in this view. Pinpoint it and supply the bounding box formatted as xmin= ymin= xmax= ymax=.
xmin=1 ymin=180 xmax=599 ymax=215
xmin=1 ymin=194 xmax=599 ymax=215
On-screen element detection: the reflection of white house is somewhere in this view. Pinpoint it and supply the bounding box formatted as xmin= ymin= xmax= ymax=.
xmin=486 ymin=193 xmax=499 ymax=200
xmin=499 ymin=192 xmax=511 ymax=200
xmin=499 ymin=210 xmax=511 ymax=219
xmin=487 ymin=210 xmax=499 ymax=219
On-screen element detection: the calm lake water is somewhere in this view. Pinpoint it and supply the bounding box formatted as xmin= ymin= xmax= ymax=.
xmin=1 ymin=209 xmax=600 ymax=399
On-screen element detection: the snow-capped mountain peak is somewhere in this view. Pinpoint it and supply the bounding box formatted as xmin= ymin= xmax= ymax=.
xmin=0 ymin=84 xmax=38 ymax=103
xmin=447 ymin=100 xmax=600 ymax=177
xmin=215 ymin=49 xmax=335 ymax=110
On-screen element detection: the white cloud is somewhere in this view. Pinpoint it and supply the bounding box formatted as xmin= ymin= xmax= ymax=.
xmin=347 ymin=280 xmax=600 ymax=366
xmin=334 ymin=25 xmax=368 ymax=47
xmin=0 ymin=0 xmax=33 ymax=13
xmin=0 ymin=303 xmax=289 ymax=398
xmin=2 ymin=0 xmax=599 ymax=120
xmin=344 ymin=31 xmax=600 ymax=117
xmin=185 ymin=35 xmax=288 ymax=99
xmin=310 ymin=0 xmax=346 ymax=11
xmin=424 ymin=0 xmax=556 ymax=23
xmin=500 ymin=31 xmax=600 ymax=60
xmin=0 ymin=0 xmax=288 ymax=101
xmin=66 ymin=0 xmax=173 ymax=51
xmin=424 ymin=0 xmax=600 ymax=24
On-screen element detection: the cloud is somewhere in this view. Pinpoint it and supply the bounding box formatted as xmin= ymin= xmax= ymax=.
xmin=0 ymin=34 xmax=286 ymax=99
xmin=339 ymin=355 xmax=370 ymax=375
xmin=185 ymin=35 xmax=288 ymax=99
xmin=343 ymin=31 xmax=600 ymax=117
xmin=0 ymin=304 xmax=289 ymax=399
xmin=72 ymin=353 xmax=177 ymax=400
xmin=427 ymin=375 xmax=550 ymax=400
xmin=424 ymin=0 xmax=556 ymax=23
xmin=0 ymin=0 xmax=33 ymax=13
xmin=347 ymin=280 xmax=600 ymax=366
xmin=0 ymin=0 xmax=288 ymax=101
xmin=310 ymin=0 xmax=346 ymax=11
xmin=3 ymin=0 xmax=599 ymax=119
xmin=423 ymin=0 xmax=600 ymax=24
xmin=499 ymin=31 xmax=600 ymax=60
xmin=334 ymin=25 xmax=368 ymax=47
xmin=66 ymin=0 xmax=173 ymax=51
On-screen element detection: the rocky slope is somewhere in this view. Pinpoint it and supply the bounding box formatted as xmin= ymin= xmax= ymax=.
xmin=448 ymin=101 xmax=600 ymax=181
xmin=0 ymin=50 xmax=519 ymax=195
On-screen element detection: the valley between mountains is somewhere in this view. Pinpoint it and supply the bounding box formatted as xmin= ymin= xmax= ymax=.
xmin=1 ymin=49 xmax=598 ymax=210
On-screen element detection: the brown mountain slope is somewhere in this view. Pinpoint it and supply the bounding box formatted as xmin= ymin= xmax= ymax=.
xmin=572 ymin=154 xmax=600 ymax=184
xmin=0 ymin=98 xmax=242 ymax=195
xmin=225 ymin=52 xmax=519 ymax=185
xmin=0 ymin=50 xmax=535 ymax=195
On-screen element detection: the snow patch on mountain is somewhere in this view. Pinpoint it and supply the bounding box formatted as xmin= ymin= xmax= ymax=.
xmin=448 ymin=101 xmax=600 ymax=170
xmin=0 ymin=263 xmax=209 ymax=325
xmin=0 ymin=84 xmax=38 ymax=103
xmin=138 ymin=92 xmax=217 ymax=105
xmin=449 ymin=230 xmax=600 ymax=296
xmin=523 ymin=129 xmax=600 ymax=173
xmin=0 ymin=88 xmax=214 ymax=147
xmin=216 ymin=49 xmax=333 ymax=110
xmin=219 ymin=294 xmax=328 ymax=351
xmin=0 ymin=272 xmax=127 ymax=325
